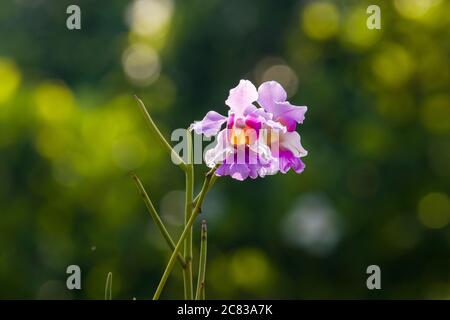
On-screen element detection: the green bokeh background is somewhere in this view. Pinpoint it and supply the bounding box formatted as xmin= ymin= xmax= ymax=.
xmin=0 ymin=0 xmax=449 ymax=299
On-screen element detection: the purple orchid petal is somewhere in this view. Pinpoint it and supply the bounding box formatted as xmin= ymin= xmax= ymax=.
xmin=215 ymin=163 xmax=230 ymax=177
xmin=212 ymin=142 xmax=274 ymax=181
xmin=229 ymin=163 xmax=251 ymax=181
xmin=217 ymin=162 xmax=265 ymax=181
xmin=272 ymin=102 xmax=307 ymax=132
xmin=247 ymin=163 xmax=261 ymax=179
xmin=279 ymin=131 xmax=308 ymax=158
xmin=257 ymin=81 xmax=288 ymax=113
xmin=278 ymin=150 xmax=306 ymax=174
xmin=248 ymin=107 xmax=272 ymax=120
xmin=257 ymin=81 xmax=307 ymax=132
xmin=204 ymin=129 xmax=233 ymax=167
xmin=245 ymin=115 xmax=262 ymax=132
xmin=215 ymin=163 xmax=250 ymax=181
xmin=190 ymin=111 xmax=227 ymax=137
xmin=265 ymin=119 xmax=287 ymax=132
xmin=227 ymin=113 xmax=235 ymax=129
xmin=243 ymin=104 xmax=258 ymax=116
xmin=260 ymin=159 xmax=280 ymax=177
xmin=225 ymin=80 xmax=258 ymax=117
xmin=249 ymin=141 xmax=273 ymax=165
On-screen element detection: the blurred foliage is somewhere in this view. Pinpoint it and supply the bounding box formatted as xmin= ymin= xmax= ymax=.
xmin=0 ymin=0 xmax=449 ymax=299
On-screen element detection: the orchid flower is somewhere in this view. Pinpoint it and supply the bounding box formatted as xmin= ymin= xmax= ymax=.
xmin=189 ymin=80 xmax=308 ymax=180
xmin=133 ymin=80 xmax=309 ymax=301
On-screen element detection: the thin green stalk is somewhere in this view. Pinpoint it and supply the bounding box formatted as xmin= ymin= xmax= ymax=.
xmin=183 ymin=129 xmax=194 ymax=300
xmin=195 ymin=220 xmax=207 ymax=300
xmin=105 ymin=272 xmax=112 ymax=300
xmin=193 ymin=172 xmax=218 ymax=206
xmin=134 ymin=96 xmax=187 ymax=171
xmin=153 ymin=166 xmax=217 ymax=300
xmin=200 ymin=285 xmax=205 ymax=300
xmin=131 ymin=172 xmax=187 ymax=268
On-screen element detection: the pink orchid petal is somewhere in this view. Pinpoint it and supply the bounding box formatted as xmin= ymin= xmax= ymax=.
xmin=225 ymin=80 xmax=258 ymax=117
xmin=189 ymin=111 xmax=227 ymax=137
xmin=279 ymin=131 xmax=308 ymax=158
xmin=279 ymin=150 xmax=306 ymax=174
xmin=258 ymin=81 xmax=288 ymax=114
xmin=274 ymin=102 xmax=307 ymax=131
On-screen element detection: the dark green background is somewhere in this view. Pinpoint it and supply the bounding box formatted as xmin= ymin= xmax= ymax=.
xmin=0 ymin=0 xmax=449 ymax=299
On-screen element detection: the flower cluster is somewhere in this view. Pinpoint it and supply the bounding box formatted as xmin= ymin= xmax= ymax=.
xmin=190 ymin=80 xmax=308 ymax=180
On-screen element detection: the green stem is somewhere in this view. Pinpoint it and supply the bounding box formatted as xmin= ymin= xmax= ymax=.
xmin=183 ymin=130 xmax=194 ymax=300
xmin=105 ymin=272 xmax=112 ymax=300
xmin=153 ymin=166 xmax=217 ymax=300
xmin=193 ymin=172 xmax=218 ymax=206
xmin=195 ymin=220 xmax=207 ymax=300
xmin=134 ymin=96 xmax=187 ymax=171
xmin=200 ymin=286 xmax=205 ymax=300
xmin=131 ymin=172 xmax=187 ymax=268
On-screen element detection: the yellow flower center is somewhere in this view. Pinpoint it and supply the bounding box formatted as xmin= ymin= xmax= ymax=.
xmin=230 ymin=127 xmax=252 ymax=146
